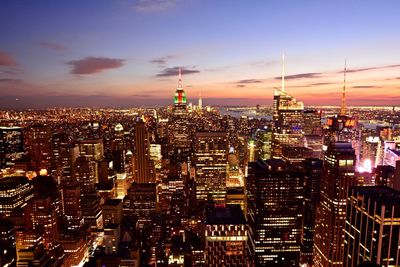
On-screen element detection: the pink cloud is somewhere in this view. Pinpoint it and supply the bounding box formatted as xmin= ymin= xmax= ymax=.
xmin=0 ymin=51 xmax=17 ymax=66
xmin=67 ymin=57 xmax=124 ymax=75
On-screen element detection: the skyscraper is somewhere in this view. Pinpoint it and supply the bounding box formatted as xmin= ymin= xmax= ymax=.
xmin=194 ymin=131 xmax=228 ymax=202
xmin=134 ymin=118 xmax=151 ymax=183
xmin=344 ymin=186 xmax=400 ymax=267
xmin=0 ymin=126 xmax=24 ymax=169
xmin=173 ymin=68 xmax=187 ymax=114
xmin=272 ymin=55 xmax=305 ymax=158
xmin=25 ymin=124 xmax=53 ymax=171
xmin=300 ymin=158 xmax=323 ymax=266
xmin=0 ymin=176 xmax=34 ymax=217
xmin=247 ymin=159 xmax=304 ymax=266
xmin=204 ymin=204 xmax=247 ymax=266
xmin=313 ymin=142 xmax=356 ymax=267
xmin=169 ymin=70 xmax=192 ymax=155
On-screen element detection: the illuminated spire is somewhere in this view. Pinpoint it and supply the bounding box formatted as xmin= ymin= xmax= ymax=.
xmin=178 ymin=68 xmax=182 ymax=89
xmin=340 ymin=60 xmax=347 ymax=116
xmin=281 ymin=53 xmax=285 ymax=93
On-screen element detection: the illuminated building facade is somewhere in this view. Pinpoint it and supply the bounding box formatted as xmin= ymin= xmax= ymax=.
xmin=102 ymin=198 xmax=123 ymax=225
xmin=303 ymin=110 xmax=322 ymax=135
xmin=204 ymin=204 xmax=247 ymax=266
xmin=78 ymin=138 xmax=104 ymax=161
xmin=194 ymin=131 xmax=228 ymax=202
xmin=272 ymin=58 xmax=305 ymax=158
xmin=0 ymin=219 xmax=16 ymax=267
xmin=0 ymin=176 xmax=33 ymax=217
xmin=173 ymin=68 xmax=187 ymax=113
xmin=247 ymin=159 xmax=304 ymax=266
xmin=272 ymin=88 xmax=305 ymax=158
xmin=25 ymin=124 xmax=53 ymax=171
xmin=62 ymin=182 xmax=83 ymax=232
xmin=127 ymin=183 xmax=157 ymax=228
xmin=0 ymin=126 xmax=24 ymax=169
xmin=134 ymin=119 xmax=151 ymax=183
xmin=300 ymin=158 xmax=323 ymax=266
xmin=344 ymin=186 xmax=400 ymax=267
xmin=74 ymin=155 xmax=96 ymax=196
xmin=313 ymin=142 xmax=356 ymax=267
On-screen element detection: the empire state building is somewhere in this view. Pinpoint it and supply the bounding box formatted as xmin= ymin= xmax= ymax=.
xmin=174 ymin=68 xmax=187 ymax=113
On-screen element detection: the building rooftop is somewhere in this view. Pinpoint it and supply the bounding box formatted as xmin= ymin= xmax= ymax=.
xmin=352 ymin=186 xmax=400 ymax=205
xmin=103 ymin=198 xmax=122 ymax=206
xmin=205 ymin=204 xmax=246 ymax=225
xmin=0 ymin=176 xmax=30 ymax=190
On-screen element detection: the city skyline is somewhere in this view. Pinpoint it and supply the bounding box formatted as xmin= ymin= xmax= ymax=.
xmin=1 ymin=0 xmax=400 ymax=109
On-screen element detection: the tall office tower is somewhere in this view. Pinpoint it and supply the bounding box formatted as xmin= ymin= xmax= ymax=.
xmin=58 ymin=144 xmax=79 ymax=184
xmin=74 ymin=155 xmax=96 ymax=196
xmin=204 ymin=205 xmax=247 ymax=267
xmin=127 ymin=183 xmax=157 ymax=228
xmin=303 ymin=110 xmax=322 ymax=135
xmin=62 ymin=182 xmax=83 ymax=232
xmin=173 ymin=68 xmax=187 ymax=114
xmin=300 ymin=158 xmax=323 ymax=266
xmin=0 ymin=126 xmax=24 ymax=168
xmin=0 ymin=176 xmax=34 ymax=217
xmin=247 ymin=159 xmax=304 ymax=266
xmin=112 ymin=123 xmax=125 ymax=173
xmin=30 ymin=196 xmax=60 ymax=254
xmin=272 ymin=56 xmax=304 ymax=158
xmin=344 ymin=186 xmax=400 ymax=267
xmin=0 ymin=219 xmax=16 ymax=267
xmin=24 ymin=124 xmax=53 ymax=171
xmin=134 ymin=118 xmax=151 ymax=183
xmin=51 ymin=132 xmax=69 ymax=178
xmin=313 ymin=142 xmax=356 ymax=267
xmin=29 ymin=176 xmax=61 ymax=255
xmin=194 ymin=131 xmax=228 ymax=202
xmin=169 ymin=70 xmax=192 ymax=156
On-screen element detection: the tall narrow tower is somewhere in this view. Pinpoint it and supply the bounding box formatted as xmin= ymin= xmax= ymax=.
xmin=340 ymin=61 xmax=347 ymax=116
xmin=174 ymin=68 xmax=187 ymax=112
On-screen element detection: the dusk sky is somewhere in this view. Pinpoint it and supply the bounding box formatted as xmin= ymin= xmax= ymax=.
xmin=1 ymin=0 xmax=400 ymax=108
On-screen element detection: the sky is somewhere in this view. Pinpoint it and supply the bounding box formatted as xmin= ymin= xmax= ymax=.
xmin=0 ymin=0 xmax=400 ymax=109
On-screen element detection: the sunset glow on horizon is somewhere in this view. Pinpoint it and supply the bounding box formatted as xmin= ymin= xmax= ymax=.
xmin=1 ymin=0 xmax=400 ymax=108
